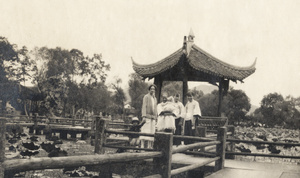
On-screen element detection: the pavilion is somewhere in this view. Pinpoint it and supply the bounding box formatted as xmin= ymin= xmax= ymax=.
xmin=132 ymin=30 xmax=256 ymax=116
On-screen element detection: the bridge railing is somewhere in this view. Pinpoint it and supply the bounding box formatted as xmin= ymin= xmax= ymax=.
xmin=1 ymin=117 xmax=227 ymax=177
xmin=225 ymin=138 xmax=300 ymax=159
xmin=96 ymin=117 xmax=227 ymax=177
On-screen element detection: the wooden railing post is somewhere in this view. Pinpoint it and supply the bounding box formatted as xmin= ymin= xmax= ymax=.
xmin=227 ymin=125 xmax=235 ymax=159
xmin=153 ymin=132 xmax=173 ymax=178
xmin=33 ymin=113 xmax=41 ymax=135
xmin=94 ymin=117 xmax=107 ymax=154
xmin=0 ymin=119 xmax=6 ymax=178
xmin=72 ymin=117 xmax=75 ymax=127
xmin=196 ymin=126 xmax=207 ymax=152
xmin=215 ymin=127 xmax=226 ymax=171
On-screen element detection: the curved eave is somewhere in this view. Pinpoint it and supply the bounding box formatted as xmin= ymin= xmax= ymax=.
xmin=188 ymin=45 xmax=256 ymax=81
xmin=132 ymin=48 xmax=183 ymax=78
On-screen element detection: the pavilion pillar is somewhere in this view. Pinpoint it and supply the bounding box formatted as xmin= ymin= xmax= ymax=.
xmin=217 ymin=78 xmax=224 ymax=117
xmin=154 ymin=76 xmax=163 ymax=103
xmin=182 ymin=75 xmax=188 ymax=105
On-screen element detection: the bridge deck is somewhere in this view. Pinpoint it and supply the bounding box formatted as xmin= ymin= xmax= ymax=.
xmin=172 ymin=153 xmax=300 ymax=178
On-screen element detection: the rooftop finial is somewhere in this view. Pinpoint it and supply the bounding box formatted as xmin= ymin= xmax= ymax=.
xmin=189 ymin=28 xmax=195 ymax=37
xmin=188 ymin=28 xmax=195 ymax=42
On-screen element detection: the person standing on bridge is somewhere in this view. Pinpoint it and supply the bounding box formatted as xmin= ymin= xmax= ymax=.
xmin=184 ymin=92 xmax=202 ymax=145
xmin=156 ymin=92 xmax=177 ymax=133
xmin=173 ymin=93 xmax=185 ymax=146
xmin=140 ymin=84 xmax=157 ymax=149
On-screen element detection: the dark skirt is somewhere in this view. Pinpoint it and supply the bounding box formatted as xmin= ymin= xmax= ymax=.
xmin=173 ymin=117 xmax=183 ymax=145
xmin=184 ymin=120 xmax=195 ymax=145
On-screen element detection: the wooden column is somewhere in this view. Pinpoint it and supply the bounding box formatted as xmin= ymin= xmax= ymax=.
xmin=217 ymin=79 xmax=224 ymax=117
xmin=154 ymin=75 xmax=163 ymax=103
xmin=94 ymin=117 xmax=107 ymax=154
xmin=182 ymin=75 xmax=188 ymax=105
xmin=0 ymin=119 xmax=6 ymax=178
xmin=153 ymin=132 xmax=173 ymax=178
xmin=215 ymin=127 xmax=227 ymax=171
xmin=196 ymin=126 xmax=207 ymax=152
xmin=226 ymin=125 xmax=235 ymax=159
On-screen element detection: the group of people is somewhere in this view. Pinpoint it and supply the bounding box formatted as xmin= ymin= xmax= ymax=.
xmin=133 ymin=84 xmax=202 ymax=149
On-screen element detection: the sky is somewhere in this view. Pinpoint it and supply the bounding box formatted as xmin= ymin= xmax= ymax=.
xmin=1 ymin=0 xmax=300 ymax=106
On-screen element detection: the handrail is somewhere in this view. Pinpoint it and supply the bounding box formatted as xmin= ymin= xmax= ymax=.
xmin=105 ymin=129 xmax=217 ymax=142
xmin=227 ymin=138 xmax=300 ymax=147
xmin=103 ymin=144 xmax=155 ymax=152
xmin=170 ymin=157 xmax=220 ymax=176
xmin=105 ymin=129 xmax=155 ymax=137
xmin=226 ymin=152 xmax=300 ymax=159
xmin=3 ymin=151 xmax=163 ymax=172
xmin=172 ymin=141 xmax=221 ymax=154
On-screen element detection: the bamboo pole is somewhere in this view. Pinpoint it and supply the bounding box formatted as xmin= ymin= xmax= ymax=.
xmin=172 ymin=141 xmax=220 ymax=154
xmin=3 ymin=151 xmax=163 ymax=173
xmin=153 ymin=132 xmax=173 ymax=178
xmin=215 ymin=127 xmax=226 ymax=171
xmin=171 ymin=157 xmax=220 ymax=176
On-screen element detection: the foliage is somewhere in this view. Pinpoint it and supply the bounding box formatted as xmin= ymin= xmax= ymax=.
xmin=161 ymin=81 xmax=183 ymax=99
xmin=198 ymin=90 xmax=219 ymax=116
xmin=195 ymin=88 xmax=251 ymax=124
xmin=30 ymin=47 xmax=111 ymax=116
xmin=128 ymin=73 xmax=148 ymax=117
xmin=109 ymin=77 xmax=126 ymax=115
xmin=222 ymin=88 xmax=251 ymax=124
xmin=254 ymin=93 xmax=300 ymax=128
xmin=0 ymin=36 xmax=18 ymax=82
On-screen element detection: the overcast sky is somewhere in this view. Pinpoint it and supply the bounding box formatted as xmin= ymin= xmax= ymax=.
xmin=1 ymin=0 xmax=300 ymax=106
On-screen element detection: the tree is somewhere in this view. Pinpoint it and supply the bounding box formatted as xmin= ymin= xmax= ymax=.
xmin=128 ymin=73 xmax=148 ymax=118
xmin=255 ymin=94 xmax=300 ymax=128
xmin=0 ymin=36 xmax=18 ymax=82
xmin=195 ymin=88 xmax=251 ymax=124
xmin=258 ymin=93 xmax=284 ymax=127
xmin=198 ymin=91 xmax=219 ymax=116
xmin=222 ymin=88 xmax=251 ymax=124
xmin=0 ymin=37 xmax=19 ymax=113
xmin=110 ymin=77 xmax=126 ymax=116
xmin=161 ymin=81 xmax=183 ymax=99
xmin=30 ymin=47 xmax=110 ymax=116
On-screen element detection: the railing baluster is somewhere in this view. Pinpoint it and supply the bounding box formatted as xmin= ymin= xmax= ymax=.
xmin=153 ymin=132 xmax=173 ymax=178
xmin=215 ymin=127 xmax=227 ymax=171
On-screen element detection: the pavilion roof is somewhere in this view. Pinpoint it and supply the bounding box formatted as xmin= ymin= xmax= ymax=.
xmin=132 ymin=44 xmax=256 ymax=82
